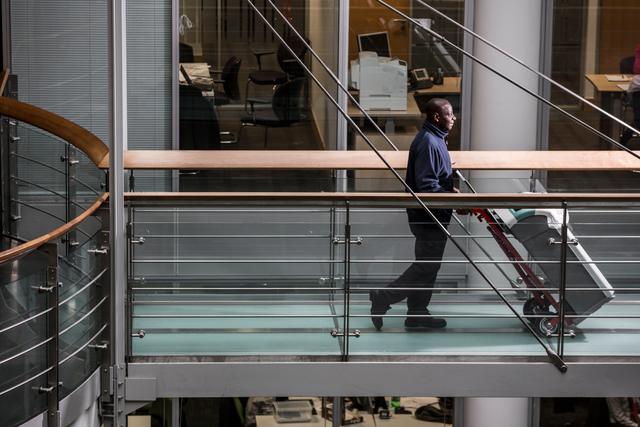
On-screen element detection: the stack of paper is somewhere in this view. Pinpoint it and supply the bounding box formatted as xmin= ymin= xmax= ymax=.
xmin=606 ymin=74 xmax=632 ymax=82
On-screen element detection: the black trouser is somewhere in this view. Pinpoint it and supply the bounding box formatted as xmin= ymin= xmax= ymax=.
xmin=621 ymin=91 xmax=640 ymax=145
xmin=377 ymin=212 xmax=450 ymax=314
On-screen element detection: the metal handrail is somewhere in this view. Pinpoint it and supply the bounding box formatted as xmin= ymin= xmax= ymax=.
xmin=0 ymin=307 xmax=54 ymax=335
xmin=0 ymin=192 xmax=108 ymax=265
xmin=11 ymin=152 xmax=66 ymax=176
xmin=125 ymin=192 xmax=640 ymax=207
xmin=128 ymin=286 xmax=640 ymax=292
xmin=0 ymin=269 xmax=107 ymax=336
xmin=0 ymin=366 xmax=54 ymax=397
xmin=0 ymin=93 xmax=109 ymax=166
xmin=10 ymin=199 xmax=67 ymax=223
xmin=0 ymin=336 xmax=54 ymax=367
xmin=11 ymin=176 xmax=88 ymax=211
xmin=59 ymin=323 xmax=109 ymax=365
xmin=130 ymin=313 xmax=640 ymax=319
xmin=59 ymin=296 xmax=108 ymax=336
xmin=130 ymin=258 xmax=635 ymax=264
xmin=58 ymin=268 xmax=108 ymax=306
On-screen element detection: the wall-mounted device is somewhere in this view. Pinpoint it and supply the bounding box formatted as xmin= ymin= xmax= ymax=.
xmin=409 ymin=68 xmax=433 ymax=90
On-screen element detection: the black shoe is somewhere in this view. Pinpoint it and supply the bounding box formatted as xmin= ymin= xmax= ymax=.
xmin=404 ymin=310 xmax=447 ymax=330
xmin=369 ymin=290 xmax=390 ymax=331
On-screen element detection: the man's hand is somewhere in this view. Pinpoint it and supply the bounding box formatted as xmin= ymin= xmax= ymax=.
xmin=452 ymin=187 xmax=471 ymax=215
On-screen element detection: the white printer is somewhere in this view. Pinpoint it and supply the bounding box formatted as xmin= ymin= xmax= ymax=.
xmin=350 ymin=51 xmax=407 ymax=111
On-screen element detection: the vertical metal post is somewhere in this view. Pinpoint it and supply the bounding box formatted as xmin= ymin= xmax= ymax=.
xmin=454 ymin=397 xmax=464 ymax=427
xmin=172 ymin=398 xmax=181 ymax=427
xmin=332 ymin=397 xmax=344 ymax=427
xmin=529 ymin=397 xmax=541 ymax=427
xmin=6 ymin=82 xmax=19 ymax=238
xmin=328 ymin=205 xmax=340 ymax=334
xmin=110 ymin=0 xmax=128 ymax=424
xmin=556 ymin=202 xmax=569 ymax=357
xmin=341 ymin=201 xmax=352 ymax=362
xmin=97 ymin=206 xmax=113 ymax=412
xmin=69 ymin=146 xmax=78 ymax=228
xmin=126 ymin=206 xmax=134 ymax=360
xmin=63 ymin=145 xmax=78 ymax=257
xmin=0 ymin=115 xmax=10 ymax=235
xmin=44 ymin=242 xmax=60 ymax=427
xmin=63 ymin=144 xmax=70 ymax=257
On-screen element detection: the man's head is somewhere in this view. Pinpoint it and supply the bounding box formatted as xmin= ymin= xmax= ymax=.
xmin=425 ymin=98 xmax=455 ymax=132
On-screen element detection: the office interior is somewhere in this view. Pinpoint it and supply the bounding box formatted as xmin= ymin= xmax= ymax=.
xmin=2 ymin=0 xmax=640 ymax=427
xmin=169 ymin=0 xmax=640 ymax=193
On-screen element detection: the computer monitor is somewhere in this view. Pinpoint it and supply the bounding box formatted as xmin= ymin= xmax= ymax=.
xmin=357 ymin=31 xmax=391 ymax=58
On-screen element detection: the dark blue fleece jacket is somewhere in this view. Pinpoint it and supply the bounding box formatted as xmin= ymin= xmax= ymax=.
xmin=406 ymin=121 xmax=454 ymax=194
xmin=405 ymin=120 xmax=454 ymax=224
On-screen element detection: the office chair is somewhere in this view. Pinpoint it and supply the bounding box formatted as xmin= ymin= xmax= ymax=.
xmin=620 ymin=56 xmax=635 ymax=74
xmin=207 ymin=56 xmax=242 ymax=144
xmin=210 ymin=56 xmax=242 ymax=106
xmin=245 ymin=36 xmax=309 ymax=100
xmin=180 ymin=42 xmax=195 ymax=63
xmin=240 ymin=77 xmax=306 ymax=148
xmin=179 ymin=84 xmax=221 ymax=150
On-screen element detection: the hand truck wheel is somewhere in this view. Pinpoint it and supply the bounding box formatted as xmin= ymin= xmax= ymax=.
xmin=533 ymin=314 xmax=558 ymax=337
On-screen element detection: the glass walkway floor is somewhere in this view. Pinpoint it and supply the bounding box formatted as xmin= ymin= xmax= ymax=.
xmin=131 ymin=298 xmax=640 ymax=358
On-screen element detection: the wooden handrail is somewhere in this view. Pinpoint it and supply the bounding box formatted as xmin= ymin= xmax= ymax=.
xmin=106 ymin=149 xmax=640 ymax=171
xmin=0 ymin=97 xmax=109 ymax=166
xmin=0 ymin=91 xmax=110 ymax=265
xmin=0 ymin=193 xmax=108 ymax=265
xmin=124 ymin=191 xmax=640 ymax=206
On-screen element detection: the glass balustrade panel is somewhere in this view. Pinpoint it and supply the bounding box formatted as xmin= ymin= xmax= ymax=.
xmin=0 ymin=249 xmax=52 ymax=426
xmin=130 ymin=205 xmax=345 ymax=357
xmin=346 ymin=202 xmax=565 ymax=357
xmin=10 ymin=124 xmax=69 ymax=242
xmin=0 ymin=370 xmax=49 ymax=427
xmin=560 ymin=206 xmax=640 ymax=356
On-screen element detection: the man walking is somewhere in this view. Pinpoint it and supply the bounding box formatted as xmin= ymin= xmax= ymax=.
xmin=370 ymin=98 xmax=459 ymax=331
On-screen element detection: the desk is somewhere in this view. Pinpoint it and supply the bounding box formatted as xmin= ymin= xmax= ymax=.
xmin=256 ymin=413 xmax=451 ymax=427
xmin=415 ymin=76 xmax=462 ymax=96
xmin=585 ymin=74 xmax=632 ymax=142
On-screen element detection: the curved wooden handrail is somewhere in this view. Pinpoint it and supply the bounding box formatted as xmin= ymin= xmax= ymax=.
xmin=0 ymin=97 xmax=109 ymax=166
xmin=111 ymin=149 xmax=640 ymax=171
xmin=0 ymin=192 xmax=108 ymax=265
